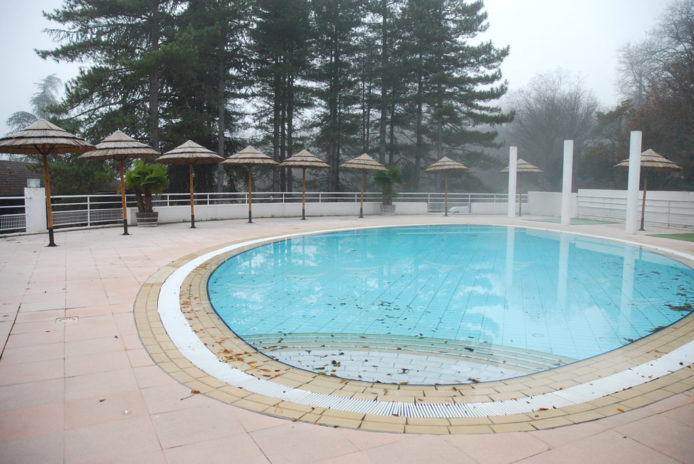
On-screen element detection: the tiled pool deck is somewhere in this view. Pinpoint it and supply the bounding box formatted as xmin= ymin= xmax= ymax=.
xmin=1 ymin=215 xmax=693 ymax=463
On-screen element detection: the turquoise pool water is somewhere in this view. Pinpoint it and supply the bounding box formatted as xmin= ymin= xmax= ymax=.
xmin=207 ymin=225 xmax=693 ymax=378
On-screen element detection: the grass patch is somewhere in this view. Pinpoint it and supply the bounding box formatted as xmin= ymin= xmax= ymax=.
xmin=650 ymin=233 xmax=694 ymax=242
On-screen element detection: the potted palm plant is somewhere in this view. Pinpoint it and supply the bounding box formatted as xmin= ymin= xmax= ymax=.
xmin=124 ymin=160 xmax=169 ymax=226
xmin=374 ymin=165 xmax=403 ymax=214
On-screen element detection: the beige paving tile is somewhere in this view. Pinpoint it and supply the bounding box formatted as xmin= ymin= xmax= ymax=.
xmin=250 ymin=422 xmax=361 ymax=463
xmin=0 ymin=432 xmax=63 ymax=464
xmin=64 ymin=415 xmax=161 ymax=464
xmin=65 ymin=368 xmax=139 ymax=401
xmin=152 ymin=405 xmax=246 ymax=448
xmin=0 ymin=402 xmax=64 ymax=441
xmin=0 ymin=358 xmax=64 ymax=386
xmin=3 ymin=216 xmax=694 ymax=462
xmin=65 ymin=390 xmax=148 ymax=430
xmin=446 ymin=431 xmax=550 ymax=463
xmin=614 ymin=414 xmax=694 ymax=463
xmin=164 ymin=435 xmax=269 ymax=464
xmin=514 ymin=430 xmax=679 ymax=464
xmin=364 ymin=434 xmax=475 ymax=463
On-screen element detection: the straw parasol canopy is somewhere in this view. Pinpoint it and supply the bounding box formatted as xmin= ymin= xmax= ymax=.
xmin=222 ymin=145 xmax=278 ymax=223
xmin=80 ymin=130 xmax=160 ymax=235
xmin=615 ymin=148 xmax=682 ymax=231
xmin=501 ymin=158 xmax=543 ymax=216
xmin=0 ymin=120 xmax=94 ymax=246
xmin=500 ymin=158 xmax=543 ymax=173
xmin=279 ymin=149 xmax=329 ymax=220
xmin=158 ymin=140 xmax=224 ymax=228
xmin=425 ymin=156 xmax=468 ymax=217
xmin=341 ymin=154 xmax=386 ymax=218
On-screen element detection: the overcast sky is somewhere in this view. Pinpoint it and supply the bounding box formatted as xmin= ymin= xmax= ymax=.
xmin=0 ymin=0 xmax=669 ymax=136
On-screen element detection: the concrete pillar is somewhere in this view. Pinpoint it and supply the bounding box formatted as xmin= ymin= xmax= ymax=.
xmin=625 ymin=131 xmax=642 ymax=234
xmin=24 ymin=187 xmax=47 ymax=233
xmin=507 ymin=146 xmax=517 ymax=218
xmin=561 ymin=140 xmax=574 ymax=226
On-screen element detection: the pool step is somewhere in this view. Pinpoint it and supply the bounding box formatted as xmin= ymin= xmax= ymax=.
xmin=241 ymin=332 xmax=576 ymax=375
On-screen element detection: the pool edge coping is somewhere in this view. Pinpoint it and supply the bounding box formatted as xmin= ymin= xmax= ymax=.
xmin=135 ymin=221 xmax=694 ymax=434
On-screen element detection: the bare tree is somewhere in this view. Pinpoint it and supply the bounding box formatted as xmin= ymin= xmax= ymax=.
xmin=616 ymin=40 xmax=662 ymax=107
xmin=503 ymin=70 xmax=597 ymax=190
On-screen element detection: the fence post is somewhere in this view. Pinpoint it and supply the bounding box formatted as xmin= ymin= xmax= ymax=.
xmin=87 ymin=195 xmax=91 ymax=227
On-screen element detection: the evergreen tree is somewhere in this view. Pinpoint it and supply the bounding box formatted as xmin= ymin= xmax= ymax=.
xmin=400 ymin=0 xmax=510 ymax=189
xmin=311 ymin=0 xmax=363 ymax=191
xmin=40 ymin=0 xmax=181 ymax=146
xmin=252 ymin=0 xmax=312 ymax=191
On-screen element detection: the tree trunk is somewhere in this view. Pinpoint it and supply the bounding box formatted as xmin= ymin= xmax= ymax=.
xmin=414 ymin=58 xmax=424 ymax=190
xmin=216 ymin=43 xmax=226 ymax=192
xmin=280 ymin=69 xmax=287 ymax=192
xmin=272 ymin=59 xmax=280 ymax=191
xmin=287 ymin=73 xmax=295 ymax=191
xmin=378 ymin=0 xmax=388 ymax=164
xmin=148 ymin=2 xmax=161 ymax=149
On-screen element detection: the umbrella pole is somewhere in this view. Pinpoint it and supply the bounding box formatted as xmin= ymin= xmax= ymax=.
xmin=301 ymin=167 xmax=306 ymax=220
xmin=119 ymin=158 xmax=129 ymax=235
xmin=248 ymin=166 xmax=253 ymax=223
xmin=444 ymin=173 xmax=449 ymax=217
xmin=359 ymin=170 xmax=365 ymax=219
xmin=189 ymin=164 xmax=196 ymax=228
xmin=42 ymin=154 xmax=56 ymax=247
xmin=640 ymin=169 xmax=648 ymax=231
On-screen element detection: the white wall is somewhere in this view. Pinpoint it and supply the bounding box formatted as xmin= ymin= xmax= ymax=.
xmin=24 ymin=187 xmax=47 ymax=233
xmin=128 ymin=201 xmax=427 ymax=225
xmin=526 ymin=191 xmax=577 ymax=217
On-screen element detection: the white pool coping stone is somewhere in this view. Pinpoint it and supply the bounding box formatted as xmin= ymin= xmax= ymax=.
xmin=157 ymin=224 xmax=694 ymax=418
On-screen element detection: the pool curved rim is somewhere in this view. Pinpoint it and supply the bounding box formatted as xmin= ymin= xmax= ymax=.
xmin=134 ymin=221 xmax=694 ymax=434
xmin=204 ymin=224 xmax=693 ymax=387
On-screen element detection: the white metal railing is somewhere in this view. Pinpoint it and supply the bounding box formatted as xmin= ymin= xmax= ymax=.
xmin=397 ymin=192 xmax=522 ymax=212
xmin=51 ymin=194 xmax=126 ymax=229
xmin=577 ymin=191 xmax=694 ymax=229
xmin=0 ymin=191 xmax=524 ymax=233
xmin=0 ymin=196 xmax=26 ymax=233
xmin=150 ymin=191 xmax=383 ymax=207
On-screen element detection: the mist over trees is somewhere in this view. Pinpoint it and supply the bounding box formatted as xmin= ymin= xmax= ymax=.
xmin=34 ymin=0 xmax=510 ymax=193
xmin=9 ymin=0 xmax=692 ymax=195
xmin=499 ymin=0 xmax=693 ymax=193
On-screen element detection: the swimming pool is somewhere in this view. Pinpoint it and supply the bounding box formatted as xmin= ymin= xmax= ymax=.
xmin=207 ymin=225 xmax=694 ymax=384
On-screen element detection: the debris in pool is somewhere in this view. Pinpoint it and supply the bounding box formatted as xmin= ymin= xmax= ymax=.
xmin=464 ymin=347 xmax=474 ymax=352
xmin=665 ymin=302 xmax=692 ymax=312
xmin=468 ymin=377 xmax=480 ymax=383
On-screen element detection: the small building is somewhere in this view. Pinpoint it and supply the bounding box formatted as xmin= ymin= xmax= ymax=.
xmin=0 ymin=160 xmax=41 ymax=196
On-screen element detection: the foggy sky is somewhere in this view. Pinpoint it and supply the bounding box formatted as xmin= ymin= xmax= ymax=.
xmin=0 ymin=0 xmax=669 ymax=137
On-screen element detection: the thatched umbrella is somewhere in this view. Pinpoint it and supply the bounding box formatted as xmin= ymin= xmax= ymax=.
xmin=221 ymin=145 xmax=277 ymax=223
xmin=425 ymin=156 xmax=468 ymax=217
xmin=80 ymin=130 xmax=159 ymax=235
xmin=340 ymin=153 xmax=387 ymax=218
xmin=615 ymin=149 xmax=681 ymax=231
xmin=279 ymin=149 xmax=329 ymax=220
xmin=157 ymin=140 xmax=223 ymax=228
xmin=501 ymin=158 xmax=543 ymax=216
xmin=0 ymin=120 xmax=94 ymax=246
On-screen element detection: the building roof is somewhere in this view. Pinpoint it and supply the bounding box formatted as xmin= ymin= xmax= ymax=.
xmin=0 ymin=159 xmax=41 ymax=196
